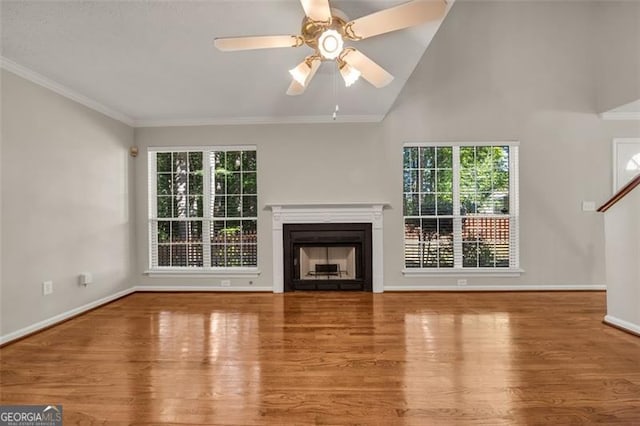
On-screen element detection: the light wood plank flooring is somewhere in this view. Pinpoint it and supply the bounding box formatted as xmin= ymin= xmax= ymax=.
xmin=1 ymin=291 xmax=639 ymax=425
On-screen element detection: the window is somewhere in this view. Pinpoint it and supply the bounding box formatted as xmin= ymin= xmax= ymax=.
xmin=148 ymin=147 xmax=257 ymax=271
xmin=403 ymin=143 xmax=519 ymax=273
xmin=626 ymin=153 xmax=640 ymax=171
xmin=613 ymin=138 xmax=640 ymax=191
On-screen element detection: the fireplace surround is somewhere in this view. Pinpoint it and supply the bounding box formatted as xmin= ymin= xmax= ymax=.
xmin=267 ymin=203 xmax=387 ymax=293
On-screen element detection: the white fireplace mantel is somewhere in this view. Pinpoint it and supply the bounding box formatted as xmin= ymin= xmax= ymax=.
xmin=266 ymin=203 xmax=389 ymax=293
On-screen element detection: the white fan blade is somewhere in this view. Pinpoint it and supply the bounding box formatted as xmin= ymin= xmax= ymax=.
xmin=346 ymin=0 xmax=447 ymax=40
xmin=305 ymin=57 xmax=321 ymax=85
xmin=287 ymin=80 xmax=306 ymax=96
xmin=300 ymin=0 xmax=332 ymax=22
xmin=214 ymin=35 xmax=301 ymax=52
xmin=342 ymin=49 xmax=394 ymax=88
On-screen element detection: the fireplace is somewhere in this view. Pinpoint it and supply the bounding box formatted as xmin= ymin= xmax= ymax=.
xmin=267 ymin=203 xmax=387 ymax=293
xmin=283 ymin=223 xmax=372 ymax=291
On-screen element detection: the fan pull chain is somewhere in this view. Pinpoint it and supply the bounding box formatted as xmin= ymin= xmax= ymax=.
xmin=332 ymin=62 xmax=339 ymax=121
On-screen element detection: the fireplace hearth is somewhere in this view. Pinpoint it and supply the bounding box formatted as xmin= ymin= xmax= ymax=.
xmin=283 ymin=223 xmax=372 ymax=291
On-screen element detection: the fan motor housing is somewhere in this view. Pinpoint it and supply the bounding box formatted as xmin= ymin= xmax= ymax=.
xmin=301 ymin=8 xmax=349 ymax=52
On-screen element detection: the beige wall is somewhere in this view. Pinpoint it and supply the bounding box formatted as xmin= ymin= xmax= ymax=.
xmin=134 ymin=123 xmax=386 ymax=288
xmin=603 ymin=187 xmax=640 ymax=333
xmin=595 ymin=1 xmax=640 ymax=112
xmin=382 ymin=0 xmax=640 ymax=288
xmin=134 ymin=1 xmax=640 ymax=290
xmin=3 ymin=1 xmax=640 ymax=339
xmin=1 ymin=70 xmax=135 ymax=337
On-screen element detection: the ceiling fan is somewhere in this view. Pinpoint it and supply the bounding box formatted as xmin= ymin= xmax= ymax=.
xmin=214 ymin=0 xmax=447 ymax=96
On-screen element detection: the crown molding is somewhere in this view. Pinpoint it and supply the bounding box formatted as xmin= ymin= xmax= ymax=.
xmin=133 ymin=114 xmax=385 ymax=127
xmin=1 ymin=57 xmax=386 ymax=128
xmin=1 ymin=56 xmax=135 ymax=126
xmin=600 ymin=111 xmax=640 ymax=121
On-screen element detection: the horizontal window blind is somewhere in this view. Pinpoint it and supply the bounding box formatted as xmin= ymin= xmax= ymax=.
xmin=403 ymin=143 xmax=519 ymax=271
xmin=148 ymin=147 xmax=257 ymax=271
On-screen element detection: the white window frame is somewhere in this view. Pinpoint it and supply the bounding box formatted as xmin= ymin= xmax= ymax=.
xmin=613 ymin=138 xmax=640 ymax=192
xmin=402 ymin=141 xmax=522 ymax=277
xmin=146 ymin=146 xmax=260 ymax=277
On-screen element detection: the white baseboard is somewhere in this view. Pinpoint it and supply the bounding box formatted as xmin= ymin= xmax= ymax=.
xmin=604 ymin=315 xmax=640 ymax=336
xmin=385 ymin=284 xmax=606 ymax=291
xmin=0 ymin=287 xmax=135 ymax=346
xmin=0 ymin=284 xmax=608 ymax=346
xmin=133 ymin=285 xmax=273 ymax=292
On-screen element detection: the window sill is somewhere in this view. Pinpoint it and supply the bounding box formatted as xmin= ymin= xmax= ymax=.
xmin=145 ymin=268 xmax=261 ymax=278
xmin=402 ymin=268 xmax=524 ymax=278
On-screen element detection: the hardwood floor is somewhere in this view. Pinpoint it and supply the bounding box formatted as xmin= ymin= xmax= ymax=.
xmin=1 ymin=291 xmax=639 ymax=425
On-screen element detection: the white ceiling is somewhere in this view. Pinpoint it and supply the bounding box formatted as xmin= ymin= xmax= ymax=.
xmin=0 ymin=0 xmax=453 ymax=126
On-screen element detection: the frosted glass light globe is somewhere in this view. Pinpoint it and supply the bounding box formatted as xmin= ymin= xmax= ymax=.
xmin=318 ymin=29 xmax=344 ymax=60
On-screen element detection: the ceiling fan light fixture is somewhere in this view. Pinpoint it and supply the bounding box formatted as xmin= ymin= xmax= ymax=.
xmin=339 ymin=62 xmax=361 ymax=87
xmin=317 ymin=29 xmax=344 ymax=60
xmin=289 ymin=62 xmax=310 ymax=86
xmin=289 ymin=56 xmax=320 ymax=87
xmin=215 ymin=0 xmax=451 ymax=96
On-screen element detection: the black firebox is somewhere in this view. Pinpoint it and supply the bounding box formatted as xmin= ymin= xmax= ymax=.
xmin=283 ymin=223 xmax=372 ymax=292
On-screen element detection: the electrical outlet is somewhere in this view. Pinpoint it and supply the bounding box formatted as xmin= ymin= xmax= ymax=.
xmin=582 ymin=201 xmax=596 ymax=212
xmin=79 ymin=272 xmax=92 ymax=286
xmin=42 ymin=281 xmax=53 ymax=295
xmin=221 ymin=280 xmax=231 ymax=287
xmin=457 ymin=279 xmax=468 ymax=286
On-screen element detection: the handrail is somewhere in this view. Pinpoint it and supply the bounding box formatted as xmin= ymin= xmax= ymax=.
xmin=598 ymin=174 xmax=640 ymax=212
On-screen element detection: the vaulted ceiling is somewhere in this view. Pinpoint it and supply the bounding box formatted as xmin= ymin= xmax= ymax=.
xmin=1 ymin=0 xmax=454 ymax=126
